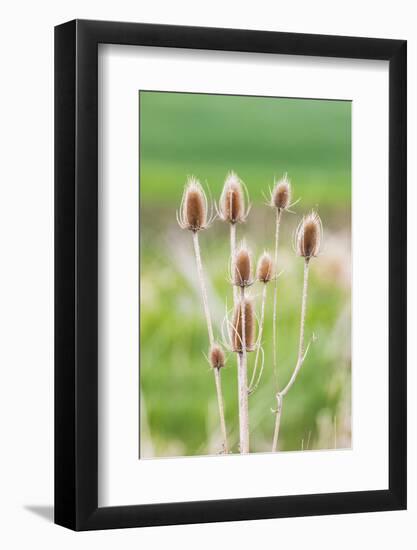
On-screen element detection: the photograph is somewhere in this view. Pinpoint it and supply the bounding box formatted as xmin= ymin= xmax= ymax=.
xmin=139 ymin=91 xmax=352 ymax=458
xmin=0 ymin=3 xmax=409 ymax=544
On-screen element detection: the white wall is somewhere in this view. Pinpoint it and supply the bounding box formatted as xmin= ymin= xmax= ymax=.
xmin=0 ymin=1 xmax=414 ymax=547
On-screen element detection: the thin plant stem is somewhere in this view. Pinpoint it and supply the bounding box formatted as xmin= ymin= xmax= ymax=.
xmin=249 ymin=284 xmax=267 ymax=392
xmin=230 ymin=223 xmax=238 ymax=305
xmin=280 ymin=259 xmax=310 ymax=397
xmin=237 ymin=286 xmax=249 ymax=453
xmin=272 ymin=258 xmax=310 ymax=452
xmin=230 ymin=222 xmax=243 ymax=452
xmin=272 ymin=208 xmax=282 ymax=389
xmin=271 ymin=394 xmax=282 ymax=452
xmin=192 ymin=232 xmax=214 ymax=345
xmin=192 ymin=231 xmax=228 ymax=453
xmin=214 ymin=367 xmax=229 ymax=454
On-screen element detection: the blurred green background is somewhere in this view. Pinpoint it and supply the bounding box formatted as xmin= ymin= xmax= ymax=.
xmin=139 ymin=91 xmax=351 ymax=458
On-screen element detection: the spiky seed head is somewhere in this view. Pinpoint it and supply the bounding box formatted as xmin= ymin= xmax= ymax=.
xmin=178 ymin=177 xmax=208 ymax=232
xmin=271 ymin=174 xmax=291 ymax=210
xmin=233 ymin=243 xmax=253 ymax=287
xmin=232 ymin=299 xmax=255 ymax=353
xmin=257 ymin=251 xmax=274 ymax=283
xmin=295 ymin=211 xmax=322 ymax=259
xmin=209 ymin=344 xmax=225 ymax=369
xmin=219 ymin=172 xmax=245 ymax=224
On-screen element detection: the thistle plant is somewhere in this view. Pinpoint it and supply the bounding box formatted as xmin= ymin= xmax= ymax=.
xmin=217 ymin=172 xmax=250 ymax=305
xmin=176 ymin=171 xmax=323 ymax=457
xmin=231 ymin=242 xmax=254 ymax=453
xmin=268 ymin=174 xmax=292 ymax=388
xmin=177 ymin=177 xmax=229 ymax=453
xmin=272 ymin=211 xmax=323 ymax=452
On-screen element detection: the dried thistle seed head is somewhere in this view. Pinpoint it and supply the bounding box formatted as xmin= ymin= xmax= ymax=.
xmin=257 ymin=251 xmax=274 ymax=283
xmin=177 ymin=177 xmax=208 ymax=232
xmin=271 ymin=174 xmax=291 ymax=210
xmin=209 ymin=344 xmax=225 ymax=369
xmin=233 ymin=243 xmax=253 ymax=287
xmin=232 ymin=299 xmax=255 ymax=353
xmin=219 ymin=172 xmax=246 ymax=224
xmin=295 ymin=211 xmax=322 ymax=259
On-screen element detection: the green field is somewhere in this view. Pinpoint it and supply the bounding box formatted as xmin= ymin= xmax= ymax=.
xmin=139 ymin=91 xmax=351 ymax=457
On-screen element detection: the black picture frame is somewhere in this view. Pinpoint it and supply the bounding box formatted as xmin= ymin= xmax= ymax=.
xmin=55 ymin=19 xmax=407 ymax=531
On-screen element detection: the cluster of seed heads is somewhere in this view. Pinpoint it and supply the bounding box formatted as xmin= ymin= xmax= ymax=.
xmin=177 ymin=173 xmax=322 ymax=354
xmin=177 ymin=170 xmax=323 ymax=454
xmin=178 ymin=174 xmax=321 ymax=258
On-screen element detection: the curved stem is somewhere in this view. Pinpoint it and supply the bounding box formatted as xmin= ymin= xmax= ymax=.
xmin=249 ymin=284 xmax=267 ymax=392
xmin=272 ymin=209 xmax=282 ymax=389
xmin=192 ymin=232 xmax=214 ymax=346
xmin=192 ymin=231 xmax=228 ymax=453
xmin=272 ymin=258 xmax=310 ymax=452
xmin=280 ymin=259 xmax=310 ymax=398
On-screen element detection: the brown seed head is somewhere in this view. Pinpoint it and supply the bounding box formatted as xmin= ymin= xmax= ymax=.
xmin=219 ymin=172 xmax=245 ymax=224
xmin=295 ymin=211 xmax=322 ymax=259
xmin=256 ymin=251 xmax=274 ymax=283
xmin=178 ymin=177 xmax=208 ymax=232
xmin=233 ymin=243 xmax=253 ymax=287
xmin=232 ymin=299 xmax=255 ymax=353
xmin=271 ymin=175 xmax=291 ymax=210
xmin=209 ymin=344 xmax=225 ymax=369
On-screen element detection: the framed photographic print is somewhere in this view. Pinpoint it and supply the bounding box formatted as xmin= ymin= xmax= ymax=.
xmin=55 ymin=19 xmax=407 ymax=530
